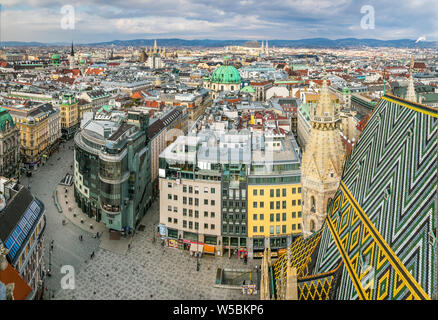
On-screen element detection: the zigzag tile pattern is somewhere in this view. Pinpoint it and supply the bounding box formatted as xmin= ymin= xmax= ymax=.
xmin=311 ymin=96 xmax=437 ymax=300
xmin=297 ymin=261 xmax=343 ymax=300
xmin=270 ymin=95 xmax=437 ymax=300
xmin=272 ymin=230 xmax=322 ymax=286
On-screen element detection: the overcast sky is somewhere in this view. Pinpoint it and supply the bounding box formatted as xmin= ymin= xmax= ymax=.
xmin=0 ymin=0 xmax=436 ymax=43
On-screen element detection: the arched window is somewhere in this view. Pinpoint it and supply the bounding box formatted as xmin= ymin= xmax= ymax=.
xmin=310 ymin=220 xmax=316 ymax=232
xmin=311 ymin=196 xmax=316 ymax=209
xmin=327 ymin=198 xmax=333 ymax=214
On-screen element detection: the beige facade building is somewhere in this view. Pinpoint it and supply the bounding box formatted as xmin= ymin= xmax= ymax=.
xmin=158 ymin=136 xmax=222 ymax=256
xmin=159 ymin=178 xmax=222 ymax=246
xmin=301 ymin=76 xmax=345 ymax=236
xmin=4 ymin=103 xmax=61 ymax=169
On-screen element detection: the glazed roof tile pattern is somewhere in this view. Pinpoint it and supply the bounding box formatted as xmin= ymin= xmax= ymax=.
xmin=271 ymin=94 xmax=437 ymax=300
xmin=272 ymin=230 xmax=322 ymax=286
xmin=297 ymin=261 xmax=343 ymax=300
xmin=312 ymin=95 xmax=437 ymax=299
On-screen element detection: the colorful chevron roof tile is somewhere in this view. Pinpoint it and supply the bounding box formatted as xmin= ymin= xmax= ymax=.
xmin=272 ymin=94 xmax=438 ymax=300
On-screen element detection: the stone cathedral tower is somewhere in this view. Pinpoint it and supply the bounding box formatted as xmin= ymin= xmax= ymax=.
xmin=301 ymin=69 xmax=345 ymax=237
xmin=405 ymin=55 xmax=417 ymax=102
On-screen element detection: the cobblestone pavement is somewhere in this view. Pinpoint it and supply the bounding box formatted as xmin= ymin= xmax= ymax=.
xmin=56 ymin=199 xmax=261 ymax=300
xmin=20 ymin=139 xmax=100 ymax=299
xmin=21 ymin=139 xmax=261 ymax=300
xmin=57 ymin=184 xmax=106 ymax=235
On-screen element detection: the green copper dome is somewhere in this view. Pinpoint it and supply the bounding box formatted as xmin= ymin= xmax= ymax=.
xmin=51 ymin=53 xmax=60 ymax=60
xmin=0 ymin=108 xmax=15 ymax=132
xmin=241 ymin=85 xmax=255 ymax=93
xmin=342 ymin=87 xmax=351 ymax=94
xmin=210 ymin=65 xmax=241 ymax=84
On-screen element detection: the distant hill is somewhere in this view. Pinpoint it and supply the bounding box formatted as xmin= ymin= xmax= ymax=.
xmin=87 ymin=38 xmax=438 ymax=48
xmin=2 ymin=38 xmax=437 ymax=48
xmin=1 ymin=41 xmax=69 ymax=47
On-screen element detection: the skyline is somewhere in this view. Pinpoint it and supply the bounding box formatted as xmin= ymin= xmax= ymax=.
xmin=0 ymin=0 xmax=436 ymax=43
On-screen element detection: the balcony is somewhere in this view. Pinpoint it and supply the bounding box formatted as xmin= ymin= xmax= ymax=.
xmin=311 ymin=113 xmax=340 ymax=123
xmin=229 ymin=180 xmax=240 ymax=189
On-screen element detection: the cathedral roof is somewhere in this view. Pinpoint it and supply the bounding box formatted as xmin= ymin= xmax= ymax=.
xmin=271 ymin=94 xmax=438 ymax=300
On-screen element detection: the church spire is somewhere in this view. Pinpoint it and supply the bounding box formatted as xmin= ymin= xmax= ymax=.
xmin=301 ymin=60 xmax=345 ymax=237
xmin=315 ymin=63 xmax=335 ymax=118
xmin=406 ymin=55 xmax=417 ymax=102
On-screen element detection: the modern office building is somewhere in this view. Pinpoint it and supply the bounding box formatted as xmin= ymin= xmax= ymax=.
xmin=247 ymin=133 xmax=303 ymax=258
xmin=74 ymin=110 xmax=152 ymax=233
xmin=159 ymin=136 xmax=222 ymax=256
xmin=159 ymin=124 xmax=304 ymax=259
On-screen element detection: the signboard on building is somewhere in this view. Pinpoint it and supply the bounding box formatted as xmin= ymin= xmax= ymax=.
xmin=168 ymin=239 xmax=178 ymax=248
xmin=159 ymin=224 xmax=166 ymax=237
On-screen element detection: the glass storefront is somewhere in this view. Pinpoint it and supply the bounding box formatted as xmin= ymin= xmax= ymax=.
xmin=99 ymin=160 xmax=121 ymax=180
xmin=100 ymin=181 xmax=121 ymax=211
xmin=168 ymin=228 xmax=178 ymax=239
xmin=204 ymin=235 xmax=217 ymax=245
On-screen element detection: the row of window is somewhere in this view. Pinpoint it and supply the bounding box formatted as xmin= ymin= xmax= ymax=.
xmin=252 ymin=224 xmax=302 ymax=234
xmin=252 ymin=199 xmax=301 ymax=209
xmin=166 ymin=195 xmax=217 ymax=206
xmin=222 ymin=189 xmax=247 ymax=200
xmin=222 ymin=224 xmax=246 ymax=234
xmin=252 ymin=211 xmax=302 ymax=222
xmin=175 ymin=220 xmax=216 ymax=230
xmin=223 ymin=213 xmax=246 ymax=220
xmin=167 ymin=182 xmax=216 ymax=195
xmin=167 ymin=206 xmax=217 ymax=218
xmin=223 ymin=200 xmax=247 ymax=208
xmin=252 ymin=187 xmax=302 ymax=197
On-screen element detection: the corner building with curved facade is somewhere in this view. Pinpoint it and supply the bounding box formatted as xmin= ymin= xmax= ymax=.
xmin=74 ymin=110 xmax=152 ymax=232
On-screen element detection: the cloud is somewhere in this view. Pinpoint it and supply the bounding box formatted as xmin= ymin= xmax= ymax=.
xmin=0 ymin=0 xmax=436 ymax=43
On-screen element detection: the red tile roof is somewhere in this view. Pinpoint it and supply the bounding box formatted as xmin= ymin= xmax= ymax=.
xmin=0 ymin=263 xmax=32 ymax=300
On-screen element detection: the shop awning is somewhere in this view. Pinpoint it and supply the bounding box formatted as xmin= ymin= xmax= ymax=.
xmin=204 ymin=244 xmax=215 ymax=254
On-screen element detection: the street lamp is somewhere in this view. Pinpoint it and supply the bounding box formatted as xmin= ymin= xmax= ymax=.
xmin=196 ymin=226 xmax=200 ymax=272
